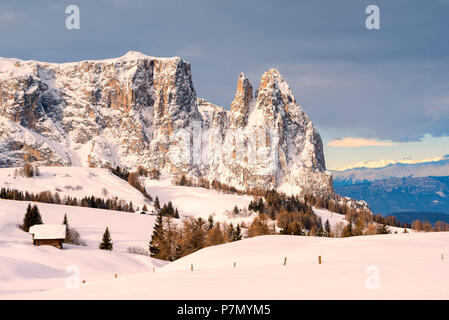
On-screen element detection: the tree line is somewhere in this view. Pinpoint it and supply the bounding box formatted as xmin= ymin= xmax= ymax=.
xmin=1 ymin=187 xmax=136 ymax=213
xmin=149 ymin=213 xmax=242 ymax=261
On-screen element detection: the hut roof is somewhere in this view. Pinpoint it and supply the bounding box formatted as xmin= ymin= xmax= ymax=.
xmin=29 ymin=224 xmax=66 ymax=240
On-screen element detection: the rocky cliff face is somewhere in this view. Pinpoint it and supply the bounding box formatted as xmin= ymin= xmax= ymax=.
xmin=0 ymin=52 xmax=333 ymax=196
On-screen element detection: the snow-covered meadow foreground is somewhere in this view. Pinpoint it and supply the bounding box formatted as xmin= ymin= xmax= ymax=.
xmin=1 ymin=167 xmax=448 ymax=299
xmin=3 ymin=230 xmax=449 ymax=299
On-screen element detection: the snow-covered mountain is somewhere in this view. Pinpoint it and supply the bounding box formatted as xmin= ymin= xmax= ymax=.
xmin=0 ymin=52 xmax=332 ymax=196
xmin=330 ymin=155 xmax=449 ymax=172
xmin=331 ymin=155 xmax=449 ymax=186
xmin=331 ymin=156 xmax=449 ymax=215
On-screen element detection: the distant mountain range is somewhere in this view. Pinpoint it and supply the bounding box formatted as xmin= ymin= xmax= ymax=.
xmin=331 ymin=157 xmax=449 ymax=221
xmin=331 ymin=155 xmax=449 ymax=186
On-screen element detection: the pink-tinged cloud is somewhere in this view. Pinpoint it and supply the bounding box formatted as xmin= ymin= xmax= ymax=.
xmin=327 ymin=137 xmax=396 ymax=147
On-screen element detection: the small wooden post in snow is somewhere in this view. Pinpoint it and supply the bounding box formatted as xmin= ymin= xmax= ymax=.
xmin=283 ymin=257 xmax=287 ymax=266
xmin=191 ymin=264 xmax=193 ymax=271
xmin=318 ymin=255 xmax=322 ymax=264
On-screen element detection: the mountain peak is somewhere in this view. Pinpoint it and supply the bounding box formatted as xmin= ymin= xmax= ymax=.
xmin=230 ymin=73 xmax=253 ymax=128
xmin=0 ymin=53 xmax=332 ymax=196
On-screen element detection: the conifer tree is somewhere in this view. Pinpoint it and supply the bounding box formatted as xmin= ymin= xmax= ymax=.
xmin=142 ymin=204 xmax=148 ymax=212
xmin=62 ymin=213 xmax=71 ymax=242
xmin=154 ymin=196 xmax=161 ymax=211
xmin=324 ymin=219 xmax=331 ymax=237
xmin=62 ymin=213 xmax=69 ymax=228
xmin=226 ymin=223 xmax=235 ymax=242
xmin=99 ymin=227 xmax=113 ymax=250
xmin=149 ymin=212 xmax=166 ymax=258
xmin=22 ymin=204 xmax=43 ymax=232
xmin=206 ymin=215 xmax=215 ymax=231
xmin=342 ymin=220 xmax=353 ymax=237
xmin=233 ymin=224 xmax=243 ymax=241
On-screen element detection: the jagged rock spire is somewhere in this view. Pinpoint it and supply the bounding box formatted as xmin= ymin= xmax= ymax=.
xmin=230 ymin=73 xmax=252 ymax=128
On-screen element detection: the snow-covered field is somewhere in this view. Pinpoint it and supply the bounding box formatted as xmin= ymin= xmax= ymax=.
xmin=0 ymin=166 xmax=442 ymax=300
xmin=0 ymin=199 xmax=167 ymax=296
xmin=0 ymin=167 xmax=150 ymax=209
xmin=0 ymin=167 xmax=254 ymax=222
xmin=0 ymin=167 xmax=255 ymax=297
xmin=144 ymin=175 xmax=254 ymax=223
xmin=3 ymin=232 xmax=449 ymax=299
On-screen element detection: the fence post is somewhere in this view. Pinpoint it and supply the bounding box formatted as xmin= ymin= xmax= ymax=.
xmin=191 ymin=264 xmax=193 ymax=271
xmin=318 ymin=256 xmax=322 ymax=264
xmin=114 ymin=273 xmax=117 ymax=278
xmin=284 ymin=257 xmax=287 ymax=266
xmin=234 ymin=262 xmax=236 ymax=268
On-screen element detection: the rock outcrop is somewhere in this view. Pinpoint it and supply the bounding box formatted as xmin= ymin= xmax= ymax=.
xmin=0 ymin=51 xmax=333 ymax=196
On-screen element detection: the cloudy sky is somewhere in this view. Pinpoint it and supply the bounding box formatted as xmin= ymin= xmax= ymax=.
xmin=1 ymin=0 xmax=448 ymax=169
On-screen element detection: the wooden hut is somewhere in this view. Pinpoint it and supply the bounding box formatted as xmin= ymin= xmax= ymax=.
xmin=29 ymin=224 xmax=66 ymax=249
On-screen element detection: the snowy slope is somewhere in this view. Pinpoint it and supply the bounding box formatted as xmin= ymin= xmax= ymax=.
xmin=144 ymin=175 xmax=255 ymax=223
xmin=0 ymin=199 xmax=166 ymax=296
xmin=0 ymin=167 xmax=150 ymax=209
xmin=5 ymin=232 xmax=449 ymax=299
xmin=313 ymin=206 xmax=412 ymax=234
xmin=0 ymin=167 xmax=254 ymax=222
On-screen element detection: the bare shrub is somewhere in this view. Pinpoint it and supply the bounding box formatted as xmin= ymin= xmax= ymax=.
xmin=65 ymin=227 xmax=87 ymax=246
xmin=127 ymin=246 xmax=150 ymax=256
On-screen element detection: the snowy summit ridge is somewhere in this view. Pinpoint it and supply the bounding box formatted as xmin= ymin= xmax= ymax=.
xmin=0 ymin=51 xmax=333 ymax=196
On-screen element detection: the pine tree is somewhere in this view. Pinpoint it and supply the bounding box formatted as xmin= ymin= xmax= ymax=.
xmin=99 ymin=227 xmax=113 ymax=250
xmin=342 ymin=220 xmax=353 ymax=237
xmin=324 ymin=219 xmax=331 ymax=237
xmin=206 ymin=214 xmax=215 ymax=231
xmin=226 ymin=223 xmax=235 ymax=242
xmin=22 ymin=204 xmax=43 ymax=232
xmin=62 ymin=213 xmax=70 ymax=242
xmin=233 ymin=205 xmax=239 ymax=215
xmin=233 ymin=224 xmax=242 ymax=241
xmin=154 ymin=196 xmax=161 ymax=211
xmin=62 ymin=213 xmax=69 ymax=228
xmin=142 ymin=204 xmax=148 ymax=212
xmin=149 ymin=212 xmax=164 ymax=258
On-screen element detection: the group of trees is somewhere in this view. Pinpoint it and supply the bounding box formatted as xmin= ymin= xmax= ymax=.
xmin=21 ymin=204 xmax=43 ymax=232
xmin=136 ymin=166 xmax=161 ymax=180
xmin=1 ymin=187 xmax=136 ymax=213
xmin=110 ymin=165 xmax=158 ymax=201
xmin=14 ymin=163 xmax=40 ymax=178
xmin=411 ymin=220 xmax=449 ymax=232
xmin=172 ymin=174 xmax=244 ymax=195
xmin=149 ymin=213 xmax=242 ymax=261
xmin=246 ymin=190 xmax=330 ymax=236
xmin=153 ymin=197 xmax=180 ymax=218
